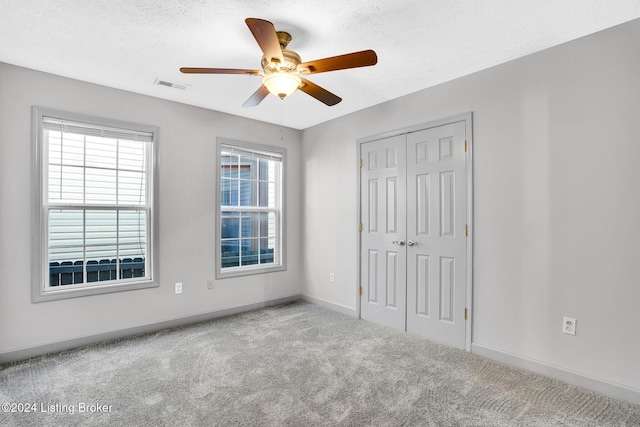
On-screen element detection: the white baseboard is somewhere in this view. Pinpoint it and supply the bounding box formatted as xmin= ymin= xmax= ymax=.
xmin=0 ymin=294 xmax=301 ymax=364
xmin=472 ymin=343 xmax=640 ymax=405
xmin=301 ymin=294 xmax=357 ymax=318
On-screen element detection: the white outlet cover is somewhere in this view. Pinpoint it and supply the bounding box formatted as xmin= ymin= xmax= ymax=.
xmin=175 ymin=282 xmax=183 ymax=294
xmin=329 ymin=273 xmax=335 ymax=283
xmin=563 ymin=316 xmax=576 ymax=335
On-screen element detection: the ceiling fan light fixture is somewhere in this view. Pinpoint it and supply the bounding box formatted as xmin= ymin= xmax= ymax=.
xmin=262 ymin=72 xmax=301 ymax=99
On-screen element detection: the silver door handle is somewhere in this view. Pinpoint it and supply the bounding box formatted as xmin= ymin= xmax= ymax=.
xmin=407 ymin=240 xmax=417 ymax=246
xmin=392 ymin=240 xmax=405 ymax=246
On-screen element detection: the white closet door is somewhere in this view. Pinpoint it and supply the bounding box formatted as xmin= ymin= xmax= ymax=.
xmin=360 ymin=135 xmax=407 ymax=331
xmin=405 ymin=121 xmax=467 ymax=348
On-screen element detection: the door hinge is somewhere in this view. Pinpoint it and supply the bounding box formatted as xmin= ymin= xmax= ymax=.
xmin=464 ymin=224 xmax=468 ymax=236
xmin=359 ymin=286 xmax=363 ymax=295
xmin=359 ymin=159 xmax=363 ymax=168
xmin=358 ymin=223 xmax=363 ymax=232
xmin=464 ymin=308 xmax=468 ymax=320
xmin=464 ymin=140 xmax=468 ymax=152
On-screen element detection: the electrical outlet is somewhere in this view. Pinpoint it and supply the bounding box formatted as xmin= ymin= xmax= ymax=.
xmin=207 ymin=279 xmax=214 ymax=290
xmin=329 ymin=273 xmax=335 ymax=283
xmin=175 ymin=282 xmax=182 ymax=294
xmin=562 ymin=316 xmax=576 ymax=335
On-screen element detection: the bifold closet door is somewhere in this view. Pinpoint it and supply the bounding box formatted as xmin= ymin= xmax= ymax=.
xmin=360 ymin=120 xmax=468 ymax=349
xmin=405 ymin=121 xmax=467 ymax=349
xmin=360 ymin=135 xmax=407 ymax=331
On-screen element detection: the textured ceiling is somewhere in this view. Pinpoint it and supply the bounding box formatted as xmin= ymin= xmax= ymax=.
xmin=2 ymin=1 xmax=640 ymax=129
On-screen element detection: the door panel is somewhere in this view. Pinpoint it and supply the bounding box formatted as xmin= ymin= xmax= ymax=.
xmin=360 ymin=135 xmax=407 ymax=330
xmin=406 ymin=122 xmax=466 ymax=348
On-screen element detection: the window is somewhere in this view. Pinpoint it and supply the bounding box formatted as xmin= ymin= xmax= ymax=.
xmin=216 ymin=138 xmax=286 ymax=278
xmin=32 ymin=107 xmax=158 ymax=301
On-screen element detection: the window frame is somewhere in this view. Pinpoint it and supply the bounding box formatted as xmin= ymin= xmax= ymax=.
xmin=32 ymin=106 xmax=159 ymax=302
xmin=215 ymin=137 xmax=286 ymax=279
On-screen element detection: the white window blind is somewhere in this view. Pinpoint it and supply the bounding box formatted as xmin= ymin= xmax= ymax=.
xmin=220 ymin=143 xmax=283 ymax=162
xmin=38 ymin=111 xmax=155 ymax=295
xmin=43 ymin=117 xmax=154 ymax=142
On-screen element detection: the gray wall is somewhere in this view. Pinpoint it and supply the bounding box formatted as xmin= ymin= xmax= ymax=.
xmin=0 ymin=63 xmax=303 ymax=355
xmin=302 ymin=19 xmax=640 ymax=396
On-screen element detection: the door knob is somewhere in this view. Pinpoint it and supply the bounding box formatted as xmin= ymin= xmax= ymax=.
xmin=407 ymin=240 xmax=417 ymax=246
xmin=392 ymin=240 xmax=405 ymax=246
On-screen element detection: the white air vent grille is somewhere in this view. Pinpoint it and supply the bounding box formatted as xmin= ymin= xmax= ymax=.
xmin=154 ymin=78 xmax=189 ymax=91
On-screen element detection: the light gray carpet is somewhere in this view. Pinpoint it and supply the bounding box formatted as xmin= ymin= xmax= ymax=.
xmin=1 ymin=301 xmax=639 ymax=426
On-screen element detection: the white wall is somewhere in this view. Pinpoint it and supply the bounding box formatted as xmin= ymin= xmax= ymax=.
xmin=0 ymin=63 xmax=303 ymax=356
xmin=302 ymin=19 xmax=640 ymax=396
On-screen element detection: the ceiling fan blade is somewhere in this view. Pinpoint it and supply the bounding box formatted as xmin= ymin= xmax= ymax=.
xmin=242 ymin=85 xmax=270 ymax=108
xmin=298 ymin=78 xmax=342 ymax=106
xmin=299 ymin=50 xmax=377 ymax=74
xmin=180 ymin=67 xmax=260 ymax=75
xmin=245 ymin=18 xmax=284 ymax=64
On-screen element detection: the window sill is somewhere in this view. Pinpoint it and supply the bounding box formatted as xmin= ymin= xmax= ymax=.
xmin=33 ymin=279 xmax=159 ymax=303
xmin=216 ymin=264 xmax=286 ymax=280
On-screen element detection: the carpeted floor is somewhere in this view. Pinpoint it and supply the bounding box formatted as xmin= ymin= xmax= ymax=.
xmin=1 ymin=301 xmax=639 ymax=426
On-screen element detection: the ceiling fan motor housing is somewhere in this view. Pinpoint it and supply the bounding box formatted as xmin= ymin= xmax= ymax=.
xmin=261 ymin=49 xmax=302 ymax=73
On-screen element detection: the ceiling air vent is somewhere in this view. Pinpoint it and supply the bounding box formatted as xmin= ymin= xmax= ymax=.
xmin=154 ymin=78 xmax=189 ymax=91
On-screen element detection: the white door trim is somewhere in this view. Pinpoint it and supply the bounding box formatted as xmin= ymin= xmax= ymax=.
xmin=356 ymin=112 xmax=473 ymax=351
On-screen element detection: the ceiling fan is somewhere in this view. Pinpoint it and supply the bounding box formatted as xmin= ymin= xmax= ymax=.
xmin=180 ymin=18 xmax=378 ymax=107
